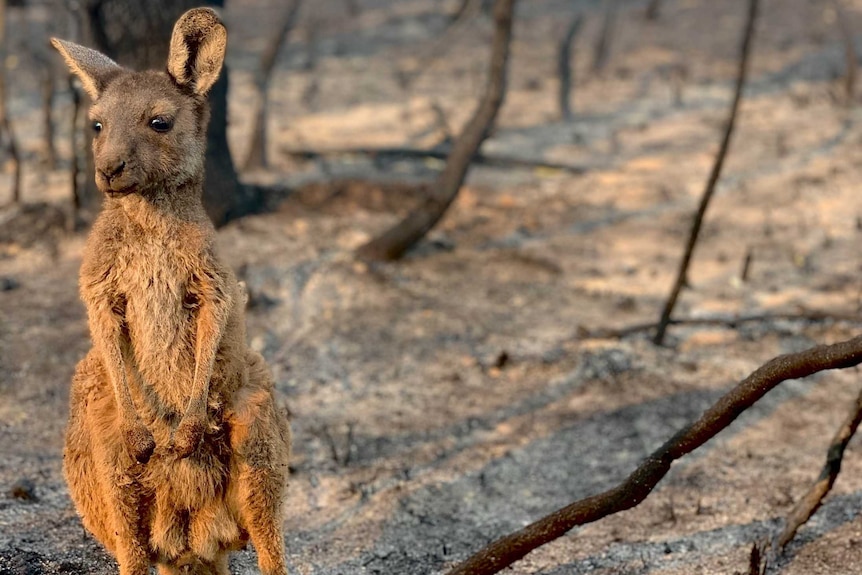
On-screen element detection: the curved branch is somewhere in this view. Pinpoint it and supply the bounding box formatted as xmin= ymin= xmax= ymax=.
xmin=355 ymin=0 xmax=516 ymax=261
xmin=654 ymin=0 xmax=759 ymax=345
xmin=444 ymin=333 xmax=862 ymax=575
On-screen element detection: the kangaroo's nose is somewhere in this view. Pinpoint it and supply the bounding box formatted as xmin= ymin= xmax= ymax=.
xmin=100 ymin=160 xmax=126 ymax=180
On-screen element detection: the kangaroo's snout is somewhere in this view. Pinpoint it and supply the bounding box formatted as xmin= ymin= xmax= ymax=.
xmin=96 ymin=155 xmax=134 ymax=195
xmin=99 ymin=159 xmax=126 ymax=181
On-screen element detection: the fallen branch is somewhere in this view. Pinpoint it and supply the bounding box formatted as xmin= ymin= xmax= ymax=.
xmin=653 ymin=0 xmax=759 ymax=345
xmin=283 ymin=146 xmax=589 ymax=175
xmin=581 ymin=310 xmax=862 ymax=339
xmin=444 ymin=333 xmax=862 ymax=575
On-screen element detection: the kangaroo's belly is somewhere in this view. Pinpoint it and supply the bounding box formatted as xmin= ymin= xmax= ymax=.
xmin=143 ymin=435 xmax=246 ymax=562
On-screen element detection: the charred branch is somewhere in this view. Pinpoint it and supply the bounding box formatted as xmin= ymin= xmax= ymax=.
xmin=653 ymin=0 xmax=759 ymax=345
xmin=283 ymin=145 xmax=589 ymax=175
xmin=355 ymin=0 xmax=516 ymax=261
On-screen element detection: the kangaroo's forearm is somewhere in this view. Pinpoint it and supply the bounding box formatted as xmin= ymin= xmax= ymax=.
xmin=89 ymin=302 xmax=139 ymax=424
xmin=184 ymin=275 xmax=231 ymax=422
xmin=186 ymin=302 xmax=224 ymax=418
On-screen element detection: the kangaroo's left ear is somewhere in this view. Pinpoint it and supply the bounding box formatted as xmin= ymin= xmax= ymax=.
xmin=166 ymin=7 xmax=227 ymax=97
xmin=50 ymin=38 xmax=122 ymax=100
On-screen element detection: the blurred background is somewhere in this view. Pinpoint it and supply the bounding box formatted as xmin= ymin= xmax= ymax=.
xmin=5 ymin=0 xmax=862 ymax=573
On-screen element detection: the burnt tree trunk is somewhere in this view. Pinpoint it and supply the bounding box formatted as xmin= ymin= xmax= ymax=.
xmin=41 ymin=61 xmax=57 ymax=170
xmin=592 ymin=0 xmax=618 ymax=74
xmin=558 ymin=12 xmax=583 ymax=120
xmin=832 ymin=0 xmax=857 ymax=105
xmin=78 ymin=0 xmax=260 ymax=226
xmin=355 ymin=0 xmax=516 ymax=261
xmin=70 ymin=75 xmax=84 ymax=226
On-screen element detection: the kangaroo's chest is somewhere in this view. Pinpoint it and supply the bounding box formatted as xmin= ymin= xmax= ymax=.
xmin=113 ymin=240 xmax=201 ymax=381
xmin=117 ymin=240 xmax=193 ymax=324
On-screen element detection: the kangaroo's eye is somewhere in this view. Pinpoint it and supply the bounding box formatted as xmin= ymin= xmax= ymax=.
xmin=149 ymin=116 xmax=174 ymax=133
xmin=92 ymin=121 xmax=103 ymax=134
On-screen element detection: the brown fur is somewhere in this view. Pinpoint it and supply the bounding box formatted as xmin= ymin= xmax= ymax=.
xmin=53 ymin=8 xmax=290 ymax=575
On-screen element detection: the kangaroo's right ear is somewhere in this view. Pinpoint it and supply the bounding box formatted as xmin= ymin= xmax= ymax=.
xmin=166 ymin=8 xmax=227 ymax=97
xmin=50 ymin=38 xmax=122 ymax=100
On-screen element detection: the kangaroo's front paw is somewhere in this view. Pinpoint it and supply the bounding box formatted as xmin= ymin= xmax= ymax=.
xmin=123 ymin=422 xmax=156 ymax=464
xmin=171 ymin=417 xmax=205 ymax=459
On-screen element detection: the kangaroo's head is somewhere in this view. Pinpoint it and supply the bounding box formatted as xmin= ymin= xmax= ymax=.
xmin=51 ymin=8 xmax=226 ymax=199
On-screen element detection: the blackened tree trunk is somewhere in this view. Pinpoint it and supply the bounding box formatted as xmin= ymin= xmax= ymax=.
xmin=558 ymin=12 xmax=582 ymax=120
xmin=79 ymin=0 xmax=260 ymax=226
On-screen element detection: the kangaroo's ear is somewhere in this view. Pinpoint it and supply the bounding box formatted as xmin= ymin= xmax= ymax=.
xmin=50 ymin=38 xmax=121 ymax=100
xmin=166 ymin=7 xmax=227 ymax=97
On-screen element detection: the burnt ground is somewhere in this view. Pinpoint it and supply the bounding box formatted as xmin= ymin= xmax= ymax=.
xmin=5 ymin=0 xmax=862 ymax=573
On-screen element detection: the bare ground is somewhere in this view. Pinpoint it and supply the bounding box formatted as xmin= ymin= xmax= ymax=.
xmin=5 ymin=0 xmax=862 ymax=573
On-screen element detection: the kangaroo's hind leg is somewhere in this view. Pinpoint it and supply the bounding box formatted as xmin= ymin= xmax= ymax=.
xmin=64 ymin=351 xmax=152 ymax=575
xmin=228 ymin=351 xmax=291 ymax=575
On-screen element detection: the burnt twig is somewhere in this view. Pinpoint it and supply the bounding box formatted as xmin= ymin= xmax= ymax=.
xmin=771 ymin=385 xmax=862 ymax=554
xmin=653 ymin=0 xmax=759 ymax=345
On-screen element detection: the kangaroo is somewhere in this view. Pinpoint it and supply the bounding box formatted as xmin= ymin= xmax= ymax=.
xmin=53 ymin=8 xmax=290 ymax=575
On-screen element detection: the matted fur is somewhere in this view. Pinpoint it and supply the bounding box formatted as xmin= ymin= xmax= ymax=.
xmin=54 ymin=8 xmax=290 ymax=575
